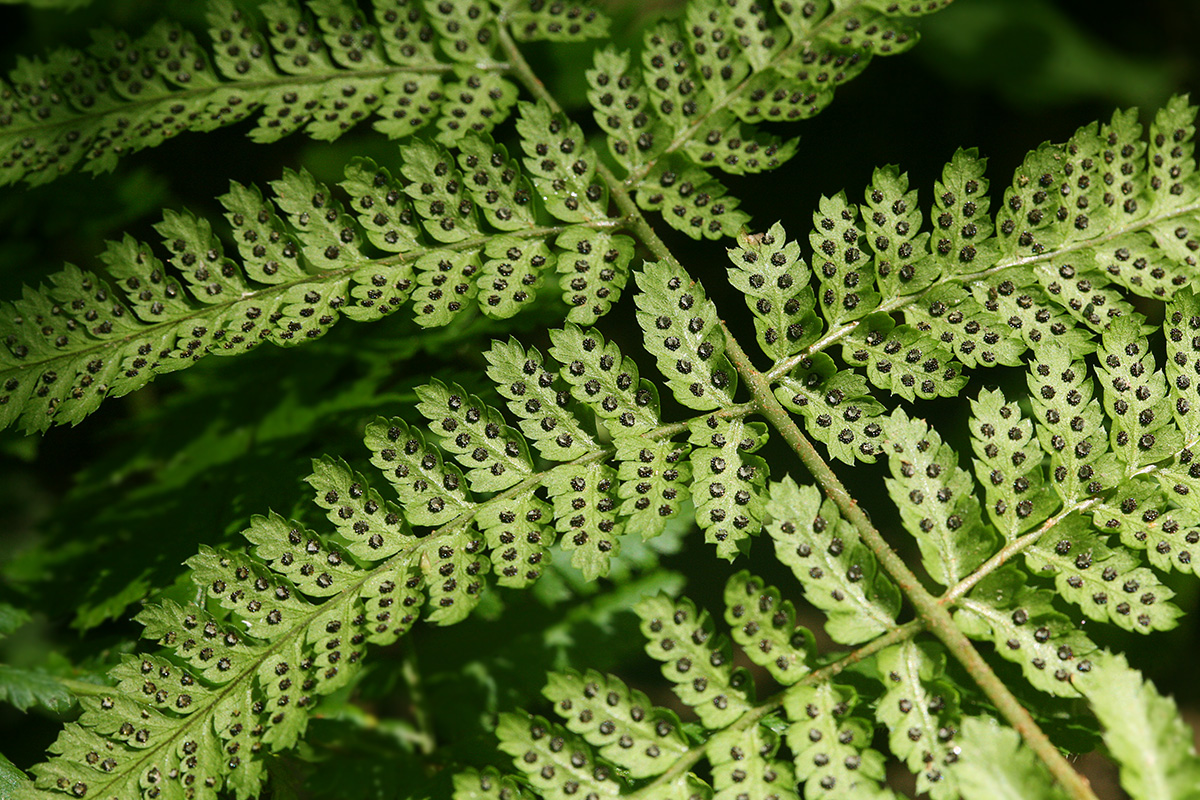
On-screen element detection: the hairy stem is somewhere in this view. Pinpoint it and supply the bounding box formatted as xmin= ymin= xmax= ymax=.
xmin=941 ymin=499 xmax=1099 ymax=606
xmin=722 ymin=325 xmax=1101 ymax=800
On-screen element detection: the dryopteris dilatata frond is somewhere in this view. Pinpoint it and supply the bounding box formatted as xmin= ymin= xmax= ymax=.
xmin=0 ymin=0 xmax=958 ymax=434
xmin=14 ymin=9 xmax=1200 ymax=796
xmin=462 ymin=572 xmax=1199 ymax=800
xmin=0 ymin=0 xmax=610 ymax=186
xmin=583 ymin=0 xmax=951 ymax=240
xmin=1 ymin=0 xmax=948 ymax=191
xmin=446 ymin=87 xmax=1200 ymax=799
xmin=0 ymin=99 xmax=637 ymax=433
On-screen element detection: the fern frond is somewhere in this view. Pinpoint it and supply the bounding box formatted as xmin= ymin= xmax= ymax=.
xmin=707 ymin=721 xmax=799 ymax=800
xmin=775 ymin=353 xmax=885 ymax=464
xmin=634 ymin=260 xmax=738 ymax=411
xmin=0 ymin=0 xmax=611 ymax=186
xmin=968 ymin=388 xmax=1055 ymax=539
xmin=0 ymin=102 xmax=633 ymax=433
xmin=583 ymin=0 xmax=954 ymax=239
xmin=724 ymin=570 xmax=813 ymax=685
xmin=635 ymin=593 xmax=754 ymax=727
xmin=726 ymin=222 xmax=821 ymax=363
xmin=541 ymin=669 xmax=690 ymax=778
xmin=783 ymin=682 xmax=893 ymax=800
xmin=953 ymin=567 xmax=1096 ymax=698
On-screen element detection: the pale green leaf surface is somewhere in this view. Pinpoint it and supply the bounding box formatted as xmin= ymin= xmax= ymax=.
xmin=1078 ymin=653 xmax=1200 ymax=800
xmin=765 ymin=477 xmax=899 ymax=645
xmin=955 ymin=717 xmax=1070 ymax=800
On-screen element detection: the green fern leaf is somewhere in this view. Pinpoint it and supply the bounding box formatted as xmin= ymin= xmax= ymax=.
xmin=546 ymin=461 xmax=623 ymax=580
xmin=901 ymin=285 xmax=1025 ymax=369
xmin=455 ymin=135 xmax=539 ymax=231
xmin=683 ymin=111 xmax=799 ymax=177
xmin=954 ymin=568 xmax=1096 ymax=698
xmin=453 ymin=766 xmax=532 ymax=800
xmin=0 ymin=110 xmax=634 ymax=433
xmin=705 ymin=720 xmax=799 ymax=800
xmin=970 ymin=280 xmax=1093 ymax=357
xmin=955 ymin=717 xmax=1070 ymax=800
xmin=688 ymin=414 xmax=769 ymax=559
xmin=516 ymin=101 xmax=608 ymax=223
xmin=548 ymin=323 xmax=662 ymax=435
xmin=1033 ymin=261 xmax=1137 ymax=333
xmin=726 ymin=222 xmax=822 ymax=363
xmin=883 ymin=411 xmax=996 ymax=586
xmin=863 ymin=165 xmax=935 ymax=298
xmin=1077 ymin=653 xmax=1200 ymax=800
xmin=810 ymin=192 xmax=881 ymax=326
xmin=541 ymin=669 xmax=689 ymax=778
xmin=723 ymin=571 xmax=813 ymax=685
xmin=416 ymin=379 xmax=534 ymax=493
xmin=318 ymin=470 xmax=412 ymax=563
xmin=842 ymin=313 xmax=965 ymax=401
xmin=928 ymin=149 xmax=996 ymax=274
xmin=423 ymin=528 xmax=490 ymax=624
xmin=586 ymin=47 xmax=667 ymax=176
xmin=1086 ymin=478 xmax=1199 ymax=576
xmin=1020 ymin=512 xmax=1181 ymax=633
xmin=782 ymin=682 xmax=892 ymax=800
xmin=477 ymin=491 xmax=554 ymax=588
xmin=635 ymin=593 xmax=753 ymax=728
xmin=400 ymin=140 xmax=482 ymax=243
xmin=505 ymin=0 xmax=610 ymax=41
xmin=635 ymin=260 xmax=738 ymax=410
xmin=1025 ymin=344 xmax=1118 ymax=504
xmin=1164 ymin=288 xmax=1200 ymax=442
xmin=0 ymin=665 xmax=73 ymax=714
xmin=614 ymin=437 xmax=692 ymax=540
xmin=485 ymin=337 xmax=597 ymax=461
xmin=874 ymin=640 xmax=963 ymax=800
xmin=1097 ymin=316 xmax=1182 ymax=470
xmin=365 ymin=417 xmax=475 ymax=527
xmin=0 ymin=0 xmax=573 ymax=186
xmin=636 ymin=157 xmax=751 ymax=240
xmin=497 ymin=712 xmax=625 ymax=799
xmin=554 ymin=227 xmax=635 ymax=324
xmin=968 ymin=388 xmax=1056 ymax=538
xmin=765 ymin=477 xmax=900 ymax=645
xmin=608 ymin=0 xmax=950 ymax=217
xmin=478 ymin=236 xmax=553 ymax=318
xmin=775 ymin=354 xmax=885 ymax=464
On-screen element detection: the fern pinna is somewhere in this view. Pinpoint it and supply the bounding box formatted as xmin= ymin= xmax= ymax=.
xmin=5 ymin=0 xmax=1200 ymax=799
